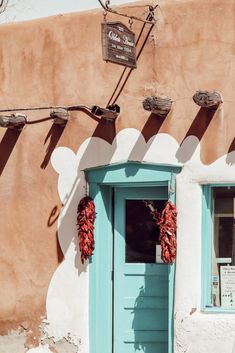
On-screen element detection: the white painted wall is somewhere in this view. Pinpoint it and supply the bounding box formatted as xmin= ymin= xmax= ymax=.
xmin=0 ymin=0 xmax=139 ymax=23
xmin=39 ymin=128 xmax=235 ymax=353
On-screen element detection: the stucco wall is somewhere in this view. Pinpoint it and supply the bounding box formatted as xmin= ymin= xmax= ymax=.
xmin=0 ymin=0 xmax=234 ymax=352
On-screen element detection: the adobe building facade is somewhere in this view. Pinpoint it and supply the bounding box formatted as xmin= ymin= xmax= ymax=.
xmin=0 ymin=1 xmax=235 ymax=353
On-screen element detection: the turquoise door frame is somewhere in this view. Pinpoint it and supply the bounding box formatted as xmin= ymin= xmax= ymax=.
xmin=86 ymin=162 xmax=181 ymax=353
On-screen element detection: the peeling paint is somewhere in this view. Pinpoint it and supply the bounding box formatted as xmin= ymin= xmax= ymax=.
xmin=0 ymin=330 xmax=26 ymax=353
xmin=42 ymin=337 xmax=79 ymax=353
xmin=26 ymin=344 xmax=53 ymax=353
xmin=189 ymin=308 xmax=197 ymax=315
xmin=39 ymin=321 xmax=81 ymax=353
xmin=0 ymin=318 xmax=81 ymax=353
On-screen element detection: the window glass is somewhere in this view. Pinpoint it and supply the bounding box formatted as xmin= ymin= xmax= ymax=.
xmin=212 ymin=187 xmax=235 ymax=308
xmin=125 ymin=199 xmax=166 ymax=263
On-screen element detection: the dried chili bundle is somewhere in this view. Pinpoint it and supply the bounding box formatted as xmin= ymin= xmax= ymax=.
xmin=157 ymin=201 xmax=177 ymax=263
xmin=77 ymin=196 xmax=96 ymax=264
xmin=144 ymin=200 xmax=177 ymax=263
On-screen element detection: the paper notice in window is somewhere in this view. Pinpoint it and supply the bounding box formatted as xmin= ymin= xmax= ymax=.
xmin=156 ymin=245 xmax=163 ymax=263
xmin=212 ymin=275 xmax=220 ymax=307
xmin=221 ymin=266 xmax=235 ymax=309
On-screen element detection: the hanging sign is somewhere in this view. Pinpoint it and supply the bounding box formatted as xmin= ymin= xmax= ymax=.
xmin=221 ymin=266 xmax=235 ymax=308
xmin=101 ymin=21 xmax=137 ymax=68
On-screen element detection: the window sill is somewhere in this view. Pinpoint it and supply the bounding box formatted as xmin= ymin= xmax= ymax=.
xmin=202 ymin=307 xmax=235 ymax=314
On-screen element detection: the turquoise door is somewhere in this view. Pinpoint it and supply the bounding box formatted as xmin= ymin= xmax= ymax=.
xmin=87 ymin=162 xmax=180 ymax=353
xmin=114 ymin=187 xmax=169 ymax=353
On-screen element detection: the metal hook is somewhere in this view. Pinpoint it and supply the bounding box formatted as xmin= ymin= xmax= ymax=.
xmin=103 ymin=10 xmax=107 ymax=21
xmin=129 ymin=17 xmax=133 ymax=29
xmin=148 ymin=5 xmax=156 ymax=22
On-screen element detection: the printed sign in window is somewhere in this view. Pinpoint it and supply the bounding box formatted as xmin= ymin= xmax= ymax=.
xmin=220 ymin=266 xmax=235 ymax=309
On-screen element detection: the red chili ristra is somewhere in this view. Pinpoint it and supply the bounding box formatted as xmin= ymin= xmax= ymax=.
xmin=149 ymin=201 xmax=177 ymax=263
xmin=77 ymin=196 xmax=96 ymax=264
xmin=157 ymin=201 xmax=177 ymax=263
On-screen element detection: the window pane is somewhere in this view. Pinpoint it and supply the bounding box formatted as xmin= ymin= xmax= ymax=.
xmin=125 ymin=200 xmax=166 ymax=263
xmin=212 ymin=187 xmax=235 ymax=308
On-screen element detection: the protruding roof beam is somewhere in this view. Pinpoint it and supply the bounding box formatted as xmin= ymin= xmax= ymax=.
xmin=0 ymin=113 xmax=27 ymax=130
xmin=91 ymin=104 xmax=120 ymax=120
xmin=143 ymin=96 xmax=173 ymax=117
xmin=50 ymin=109 xmax=69 ymax=125
xmin=193 ymin=90 xmax=222 ymax=109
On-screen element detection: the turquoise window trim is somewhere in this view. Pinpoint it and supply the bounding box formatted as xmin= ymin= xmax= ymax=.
xmin=202 ymin=183 xmax=235 ymax=313
xmin=87 ymin=162 xmax=182 ymax=353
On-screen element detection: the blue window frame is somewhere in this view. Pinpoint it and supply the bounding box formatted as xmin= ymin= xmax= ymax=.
xmin=202 ymin=184 xmax=235 ymax=312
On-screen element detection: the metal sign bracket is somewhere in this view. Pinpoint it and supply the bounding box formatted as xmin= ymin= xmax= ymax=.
xmin=98 ymin=0 xmax=157 ymax=24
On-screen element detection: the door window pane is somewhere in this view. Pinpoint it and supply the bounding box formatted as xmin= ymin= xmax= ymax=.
xmin=125 ymin=199 xmax=166 ymax=263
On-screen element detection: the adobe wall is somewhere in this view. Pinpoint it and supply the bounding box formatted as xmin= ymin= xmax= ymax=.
xmin=0 ymin=1 xmax=234 ymax=352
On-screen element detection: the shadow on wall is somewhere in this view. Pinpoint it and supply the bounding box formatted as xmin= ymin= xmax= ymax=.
xmin=41 ymin=122 xmax=67 ymax=169
xmin=127 ymin=112 xmax=168 ymax=164
xmin=47 ymin=205 xmax=61 ymax=227
xmin=0 ymin=128 xmax=22 ymax=176
xmin=226 ymin=138 xmax=235 ymax=165
xmin=176 ymin=107 xmax=217 ymax=163
xmin=92 ymin=117 xmax=116 ymax=145
xmin=0 ymin=115 xmax=68 ymax=174
xmin=53 ymin=113 xmax=117 ymax=275
xmin=40 ymin=120 xmax=68 ymax=264
xmin=56 ymin=231 xmax=64 ymax=263
xmin=47 ymin=203 xmax=65 ymax=263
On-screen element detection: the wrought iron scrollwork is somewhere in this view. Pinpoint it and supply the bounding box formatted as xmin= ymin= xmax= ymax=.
xmin=98 ymin=0 xmax=157 ymax=24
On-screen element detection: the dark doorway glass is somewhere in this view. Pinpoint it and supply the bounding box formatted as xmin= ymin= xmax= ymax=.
xmin=125 ymin=199 xmax=166 ymax=263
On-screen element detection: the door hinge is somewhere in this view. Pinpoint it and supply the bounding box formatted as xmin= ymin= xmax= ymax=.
xmin=111 ymin=270 xmax=114 ymax=281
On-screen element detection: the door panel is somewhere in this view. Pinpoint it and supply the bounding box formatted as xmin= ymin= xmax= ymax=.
xmin=114 ymin=187 xmax=169 ymax=353
xmin=122 ymin=342 xmax=168 ymax=353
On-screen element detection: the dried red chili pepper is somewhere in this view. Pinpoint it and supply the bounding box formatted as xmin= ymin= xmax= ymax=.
xmin=145 ymin=200 xmax=177 ymax=263
xmin=157 ymin=201 xmax=177 ymax=263
xmin=77 ymin=196 xmax=96 ymax=264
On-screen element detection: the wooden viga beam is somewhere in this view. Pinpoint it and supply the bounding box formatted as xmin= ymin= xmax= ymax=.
xmin=50 ymin=108 xmax=69 ymax=125
xmin=142 ymin=96 xmax=173 ymax=117
xmin=0 ymin=113 xmax=27 ymax=130
xmin=193 ymin=90 xmax=223 ymax=109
